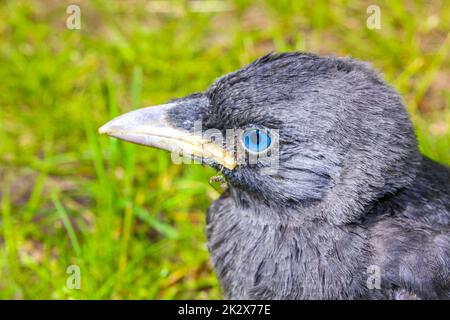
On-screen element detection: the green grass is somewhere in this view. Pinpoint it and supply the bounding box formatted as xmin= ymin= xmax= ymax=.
xmin=0 ymin=0 xmax=449 ymax=299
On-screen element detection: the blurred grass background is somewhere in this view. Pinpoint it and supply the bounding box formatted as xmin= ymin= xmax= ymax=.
xmin=0 ymin=0 xmax=449 ymax=299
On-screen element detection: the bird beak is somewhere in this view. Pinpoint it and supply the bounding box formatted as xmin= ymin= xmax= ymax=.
xmin=98 ymin=101 xmax=237 ymax=170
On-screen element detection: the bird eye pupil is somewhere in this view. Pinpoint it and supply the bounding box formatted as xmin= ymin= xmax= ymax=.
xmin=250 ymin=130 xmax=259 ymax=144
xmin=242 ymin=128 xmax=271 ymax=153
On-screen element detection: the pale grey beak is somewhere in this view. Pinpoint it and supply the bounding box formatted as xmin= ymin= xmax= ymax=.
xmin=99 ymin=101 xmax=237 ymax=170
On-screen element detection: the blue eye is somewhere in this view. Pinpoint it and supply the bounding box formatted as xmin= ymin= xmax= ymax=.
xmin=242 ymin=128 xmax=271 ymax=153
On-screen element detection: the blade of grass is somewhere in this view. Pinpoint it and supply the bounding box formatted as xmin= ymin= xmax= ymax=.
xmin=23 ymin=172 xmax=47 ymax=222
xmin=114 ymin=66 xmax=142 ymax=293
xmin=135 ymin=206 xmax=179 ymax=240
xmin=1 ymin=173 xmax=21 ymax=295
xmin=51 ymin=193 xmax=82 ymax=258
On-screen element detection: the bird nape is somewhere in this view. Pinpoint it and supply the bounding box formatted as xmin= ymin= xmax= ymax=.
xmin=99 ymin=52 xmax=450 ymax=300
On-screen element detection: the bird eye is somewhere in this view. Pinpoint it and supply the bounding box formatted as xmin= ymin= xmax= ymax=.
xmin=242 ymin=128 xmax=271 ymax=153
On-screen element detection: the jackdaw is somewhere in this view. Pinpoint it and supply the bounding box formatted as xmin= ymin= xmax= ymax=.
xmin=99 ymin=52 xmax=450 ymax=299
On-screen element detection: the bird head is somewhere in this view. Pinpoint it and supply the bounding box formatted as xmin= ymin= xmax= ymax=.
xmin=99 ymin=53 xmax=421 ymax=224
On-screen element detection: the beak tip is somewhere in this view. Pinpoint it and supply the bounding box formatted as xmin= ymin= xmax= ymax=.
xmin=98 ymin=124 xmax=110 ymax=135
